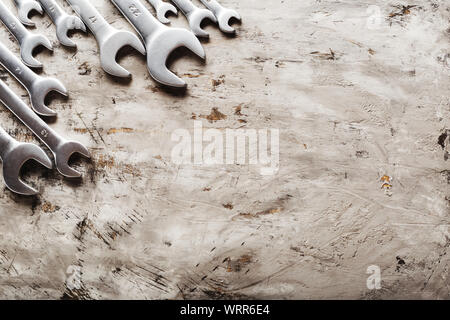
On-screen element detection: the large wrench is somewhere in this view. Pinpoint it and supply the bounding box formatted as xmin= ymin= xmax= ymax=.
xmin=0 ymin=125 xmax=52 ymax=195
xmin=0 ymin=79 xmax=90 ymax=178
xmin=13 ymin=0 xmax=43 ymax=27
xmin=110 ymin=0 xmax=205 ymax=87
xmin=199 ymin=0 xmax=241 ymax=34
xmin=0 ymin=41 xmax=66 ymax=117
xmin=146 ymin=0 xmax=177 ymax=24
xmin=171 ymin=0 xmax=216 ymax=38
xmin=0 ymin=1 xmax=52 ymax=68
xmin=66 ymin=0 xmax=146 ymax=78
xmin=38 ymin=0 xmax=86 ymax=48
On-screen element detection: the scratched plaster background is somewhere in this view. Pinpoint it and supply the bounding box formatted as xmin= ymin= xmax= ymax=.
xmin=0 ymin=0 xmax=449 ymax=299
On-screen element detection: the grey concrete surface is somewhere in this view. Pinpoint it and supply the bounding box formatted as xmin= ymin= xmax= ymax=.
xmin=0 ymin=0 xmax=449 ymax=299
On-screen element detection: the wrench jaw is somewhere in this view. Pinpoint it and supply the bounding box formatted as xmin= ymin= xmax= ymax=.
xmin=188 ymin=9 xmax=217 ymax=38
xmin=99 ymin=31 xmax=146 ymax=78
xmin=54 ymin=140 xmax=90 ymax=178
xmin=55 ymin=15 xmax=87 ymax=48
xmin=16 ymin=1 xmax=43 ymax=27
xmin=216 ymin=9 xmax=241 ymax=34
xmin=21 ymin=34 xmax=53 ymax=68
xmin=2 ymin=142 xmax=52 ymax=195
xmin=30 ymin=77 xmax=67 ymax=117
xmin=146 ymin=28 xmax=205 ymax=87
xmin=156 ymin=2 xmax=178 ymax=24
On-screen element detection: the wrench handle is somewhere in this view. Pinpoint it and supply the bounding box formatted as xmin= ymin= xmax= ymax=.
xmin=147 ymin=0 xmax=160 ymax=7
xmin=0 ymin=79 xmax=62 ymax=152
xmin=0 ymin=42 xmax=38 ymax=89
xmin=0 ymin=126 xmax=16 ymax=161
xmin=66 ymin=0 xmax=113 ymax=39
xmin=198 ymin=0 xmax=221 ymax=13
xmin=0 ymin=1 xmax=30 ymax=44
xmin=171 ymin=0 xmax=195 ymax=15
xmin=110 ymin=0 xmax=161 ymax=39
xmin=38 ymin=0 xmax=65 ymax=22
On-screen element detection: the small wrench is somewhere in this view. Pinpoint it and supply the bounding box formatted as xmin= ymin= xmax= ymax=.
xmin=13 ymin=0 xmax=43 ymax=27
xmin=0 ymin=0 xmax=53 ymax=68
xmin=146 ymin=0 xmax=177 ymax=24
xmin=0 ymin=79 xmax=90 ymax=178
xmin=110 ymin=0 xmax=205 ymax=87
xmin=38 ymin=0 xmax=86 ymax=48
xmin=0 ymin=41 xmax=66 ymax=117
xmin=0 ymin=125 xmax=52 ymax=195
xmin=171 ymin=0 xmax=216 ymax=37
xmin=66 ymin=0 xmax=146 ymax=78
xmin=199 ymin=0 xmax=240 ymax=34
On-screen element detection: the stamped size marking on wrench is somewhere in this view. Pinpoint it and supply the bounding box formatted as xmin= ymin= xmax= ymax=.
xmin=38 ymin=0 xmax=86 ymax=47
xmin=13 ymin=0 xmax=43 ymax=27
xmin=111 ymin=0 xmax=205 ymax=87
xmin=0 ymin=42 xmax=66 ymax=117
xmin=0 ymin=125 xmax=52 ymax=195
xmin=199 ymin=0 xmax=241 ymax=34
xmin=0 ymin=1 xmax=52 ymax=68
xmin=66 ymin=0 xmax=146 ymax=78
xmin=146 ymin=0 xmax=177 ymax=24
xmin=0 ymin=80 xmax=90 ymax=178
xmin=171 ymin=0 xmax=216 ymax=38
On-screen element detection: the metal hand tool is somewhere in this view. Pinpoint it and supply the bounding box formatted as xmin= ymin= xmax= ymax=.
xmin=0 ymin=79 xmax=90 ymax=178
xmin=171 ymin=0 xmax=216 ymax=37
xmin=0 ymin=1 xmax=53 ymax=68
xmin=38 ymin=0 xmax=86 ymax=47
xmin=0 ymin=41 xmax=66 ymax=117
xmin=146 ymin=0 xmax=177 ymax=24
xmin=110 ymin=0 xmax=205 ymax=87
xmin=199 ymin=0 xmax=240 ymax=34
xmin=66 ymin=0 xmax=146 ymax=77
xmin=0 ymin=125 xmax=52 ymax=195
xmin=13 ymin=0 xmax=43 ymax=27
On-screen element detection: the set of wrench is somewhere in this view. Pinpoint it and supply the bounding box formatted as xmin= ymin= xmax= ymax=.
xmin=0 ymin=0 xmax=241 ymax=195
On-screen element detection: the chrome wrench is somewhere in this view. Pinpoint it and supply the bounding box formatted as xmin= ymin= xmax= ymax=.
xmin=110 ymin=0 xmax=205 ymax=87
xmin=146 ymin=0 xmax=177 ymax=24
xmin=0 ymin=41 xmax=66 ymax=117
xmin=199 ymin=0 xmax=241 ymax=34
xmin=0 ymin=0 xmax=53 ymax=68
xmin=66 ymin=0 xmax=146 ymax=77
xmin=171 ymin=0 xmax=216 ymax=37
xmin=13 ymin=0 xmax=43 ymax=27
xmin=0 ymin=79 xmax=90 ymax=178
xmin=0 ymin=125 xmax=52 ymax=195
xmin=38 ymin=0 xmax=86 ymax=47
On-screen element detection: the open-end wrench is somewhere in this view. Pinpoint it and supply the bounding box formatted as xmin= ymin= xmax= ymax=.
xmin=110 ymin=0 xmax=205 ymax=87
xmin=0 ymin=125 xmax=52 ymax=195
xmin=171 ymin=0 xmax=216 ymax=38
xmin=0 ymin=1 xmax=53 ymax=68
xmin=199 ymin=0 xmax=240 ymax=34
xmin=111 ymin=0 xmax=205 ymax=87
xmin=37 ymin=0 xmax=86 ymax=48
xmin=146 ymin=0 xmax=177 ymax=24
xmin=66 ymin=0 xmax=146 ymax=78
xmin=0 ymin=41 xmax=66 ymax=117
xmin=13 ymin=0 xmax=43 ymax=27
xmin=0 ymin=79 xmax=90 ymax=178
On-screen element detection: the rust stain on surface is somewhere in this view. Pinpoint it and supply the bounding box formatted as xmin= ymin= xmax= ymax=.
xmin=200 ymin=108 xmax=227 ymax=122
